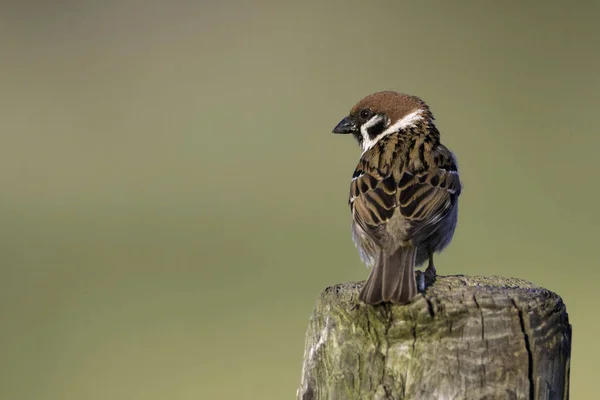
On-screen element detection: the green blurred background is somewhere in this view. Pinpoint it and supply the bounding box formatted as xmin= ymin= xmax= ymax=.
xmin=1 ymin=1 xmax=598 ymax=399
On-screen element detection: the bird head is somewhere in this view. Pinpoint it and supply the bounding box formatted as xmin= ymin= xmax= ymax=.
xmin=332 ymin=91 xmax=433 ymax=153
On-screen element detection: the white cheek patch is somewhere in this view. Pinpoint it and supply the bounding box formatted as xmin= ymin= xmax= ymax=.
xmin=359 ymin=114 xmax=386 ymax=153
xmin=360 ymin=109 xmax=424 ymax=154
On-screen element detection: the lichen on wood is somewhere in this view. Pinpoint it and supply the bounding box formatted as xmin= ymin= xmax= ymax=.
xmin=297 ymin=275 xmax=571 ymax=400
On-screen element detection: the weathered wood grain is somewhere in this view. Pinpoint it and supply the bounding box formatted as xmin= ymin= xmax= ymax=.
xmin=298 ymin=276 xmax=571 ymax=400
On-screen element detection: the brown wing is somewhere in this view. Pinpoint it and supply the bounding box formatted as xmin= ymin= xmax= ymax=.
xmin=349 ymin=143 xmax=460 ymax=246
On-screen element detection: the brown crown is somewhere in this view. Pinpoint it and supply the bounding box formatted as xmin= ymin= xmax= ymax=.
xmin=350 ymin=91 xmax=431 ymax=122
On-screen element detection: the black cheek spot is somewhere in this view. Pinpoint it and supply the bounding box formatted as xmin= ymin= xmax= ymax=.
xmin=366 ymin=119 xmax=386 ymax=139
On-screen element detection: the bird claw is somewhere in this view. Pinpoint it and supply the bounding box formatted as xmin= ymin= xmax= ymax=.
xmin=424 ymin=261 xmax=437 ymax=284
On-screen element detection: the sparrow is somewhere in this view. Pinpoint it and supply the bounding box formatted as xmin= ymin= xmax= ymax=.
xmin=332 ymin=91 xmax=461 ymax=305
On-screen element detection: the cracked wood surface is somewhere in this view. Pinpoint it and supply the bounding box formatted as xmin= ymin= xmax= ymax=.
xmin=297 ymin=276 xmax=571 ymax=400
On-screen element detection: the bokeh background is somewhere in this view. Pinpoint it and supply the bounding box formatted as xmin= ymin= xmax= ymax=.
xmin=1 ymin=1 xmax=598 ymax=399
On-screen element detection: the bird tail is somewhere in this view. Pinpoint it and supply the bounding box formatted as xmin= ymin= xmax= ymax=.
xmin=359 ymin=246 xmax=417 ymax=305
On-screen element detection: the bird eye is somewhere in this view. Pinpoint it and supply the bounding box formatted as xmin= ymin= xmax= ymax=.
xmin=359 ymin=109 xmax=372 ymax=120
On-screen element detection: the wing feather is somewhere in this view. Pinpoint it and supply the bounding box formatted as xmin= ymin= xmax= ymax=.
xmin=349 ymin=141 xmax=460 ymax=246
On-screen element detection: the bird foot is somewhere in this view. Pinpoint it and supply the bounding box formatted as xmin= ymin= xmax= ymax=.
xmin=416 ymin=271 xmax=426 ymax=293
xmin=424 ymin=263 xmax=437 ymax=284
xmin=416 ymin=262 xmax=437 ymax=293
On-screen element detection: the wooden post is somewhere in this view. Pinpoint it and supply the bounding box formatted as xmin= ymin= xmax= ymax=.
xmin=297 ymin=276 xmax=571 ymax=400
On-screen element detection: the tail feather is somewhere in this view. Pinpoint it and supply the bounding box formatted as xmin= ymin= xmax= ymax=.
xmin=359 ymin=246 xmax=417 ymax=305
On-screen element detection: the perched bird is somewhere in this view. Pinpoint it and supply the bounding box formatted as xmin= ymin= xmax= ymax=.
xmin=332 ymin=91 xmax=461 ymax=305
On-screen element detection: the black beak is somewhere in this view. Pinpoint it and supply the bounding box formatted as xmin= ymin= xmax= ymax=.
xmin=332 ymin=116 xmax=358 ymax=134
